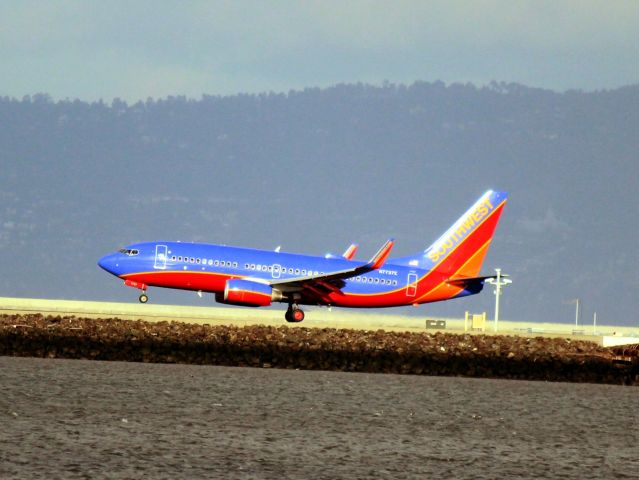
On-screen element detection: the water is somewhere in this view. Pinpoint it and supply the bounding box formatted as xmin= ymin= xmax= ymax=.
xmin=1 ymin=356 xmax=637 ymax=479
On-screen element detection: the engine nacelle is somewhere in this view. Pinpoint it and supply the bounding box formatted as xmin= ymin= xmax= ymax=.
xmin=216 ymin=279 xmax=282 ymax=307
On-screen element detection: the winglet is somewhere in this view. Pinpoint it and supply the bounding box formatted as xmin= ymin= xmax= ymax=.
xmin=367 ymin=239 xmax=394 ymax=270
xmin=342 ymin=243 xmax=359 ymax=260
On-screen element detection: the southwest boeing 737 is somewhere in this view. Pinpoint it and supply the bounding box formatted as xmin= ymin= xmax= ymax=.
xmin=98 ymin=190 xmax=507 ymax=322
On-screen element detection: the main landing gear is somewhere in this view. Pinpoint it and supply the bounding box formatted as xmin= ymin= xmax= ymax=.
xmin=138 ymin=293 xmax=149 ymax=304
xmin=285 ymin=304 xmax=305 ymax=323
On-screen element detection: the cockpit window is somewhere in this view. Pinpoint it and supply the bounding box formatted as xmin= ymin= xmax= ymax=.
xmin=118 ymin=248 xmax=139 ymax=256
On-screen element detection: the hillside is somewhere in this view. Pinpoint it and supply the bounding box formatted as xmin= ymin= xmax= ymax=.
xmin=1 ymin=82 xmax=638 ymax=325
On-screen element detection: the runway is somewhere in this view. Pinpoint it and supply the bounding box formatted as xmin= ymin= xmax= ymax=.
xmin=0 ymin=296 xmax=438 ymax=332
xmin=2 ymin=296 xmax=638 ymax=339
xmin=1 ymin=356 xmax=637 ymax=479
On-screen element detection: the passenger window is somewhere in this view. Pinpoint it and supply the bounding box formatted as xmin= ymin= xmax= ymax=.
xmin=214 ymin=260 xmax=219 ymax=266
xmin=233 ymin=262 xmax=238 ymax=268
xmin=196 ymin=259 xmax=201 ymax=264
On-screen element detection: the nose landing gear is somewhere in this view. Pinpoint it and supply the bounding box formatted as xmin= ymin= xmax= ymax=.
xmin=124 ymin=279 xmax=149 ymax=304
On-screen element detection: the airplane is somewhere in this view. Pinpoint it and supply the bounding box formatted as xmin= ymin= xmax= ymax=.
xmin=98 ymin=190 xmax=508 ymax=322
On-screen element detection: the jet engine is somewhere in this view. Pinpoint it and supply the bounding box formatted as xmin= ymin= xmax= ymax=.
xmin=216 ymin=279 xmax=283 ymax=307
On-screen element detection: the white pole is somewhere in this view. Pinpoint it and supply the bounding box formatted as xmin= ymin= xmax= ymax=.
xmin=494 ymin=268 xmax=501 ymax=332
xmin=575 ymin=299 xmax=580 ymax=327
xmin=486 ymin=268 xmax=511 ymax=333
xmin=593 ymin=311 xmax=597 ymax=335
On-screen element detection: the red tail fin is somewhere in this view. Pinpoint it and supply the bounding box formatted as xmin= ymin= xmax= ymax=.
xmin=426 ymin=190 xmax=508 ymax=278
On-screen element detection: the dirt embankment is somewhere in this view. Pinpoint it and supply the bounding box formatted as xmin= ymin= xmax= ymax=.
xmin=1 ymin=314 xmax=637 ymax=385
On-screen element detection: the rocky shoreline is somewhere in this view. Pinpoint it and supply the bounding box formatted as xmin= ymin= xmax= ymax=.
xmin=1 ymin=314 xmax=637 ymax=385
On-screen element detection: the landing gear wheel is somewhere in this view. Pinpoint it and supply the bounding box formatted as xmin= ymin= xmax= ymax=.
xmin=285 ymin=306 xmax=305 ymax=323
xmin=139 ymin=293 xmax=149 ymax=304
xmin=292 ymin=309 xmax=305 ymax=322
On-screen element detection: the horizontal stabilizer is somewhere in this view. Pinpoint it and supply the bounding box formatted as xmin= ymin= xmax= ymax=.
xmin=446 ymin=274 xmax=503 ymax=288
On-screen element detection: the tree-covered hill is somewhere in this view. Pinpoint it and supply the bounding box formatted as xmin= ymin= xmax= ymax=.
xmin=1 ymin=82 xmax=638 ymax=325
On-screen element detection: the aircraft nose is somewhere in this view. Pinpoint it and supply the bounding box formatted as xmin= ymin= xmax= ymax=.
xmin=98 ymin=253 xmax=119 ymax=275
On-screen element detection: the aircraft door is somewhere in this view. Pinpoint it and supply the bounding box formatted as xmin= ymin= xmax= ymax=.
xmin=154 ymin=244 xmax=168 ymax=270
xmin=272 ymin=264 xmax=282 ymax=279
xmin=406 ymin=271 xmax=418 ymax=297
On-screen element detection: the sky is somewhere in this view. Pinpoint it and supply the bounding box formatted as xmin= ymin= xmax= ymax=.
xmin=0 ymin=0 xmax=638 ymax=102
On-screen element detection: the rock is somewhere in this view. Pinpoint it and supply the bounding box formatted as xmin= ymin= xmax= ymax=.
xmin=0 ymin=313 xmax=634 ymax=385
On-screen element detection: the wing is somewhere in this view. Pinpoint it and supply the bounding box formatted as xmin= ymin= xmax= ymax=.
xmin=269 ymin=239 xmax=394 ymax=298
